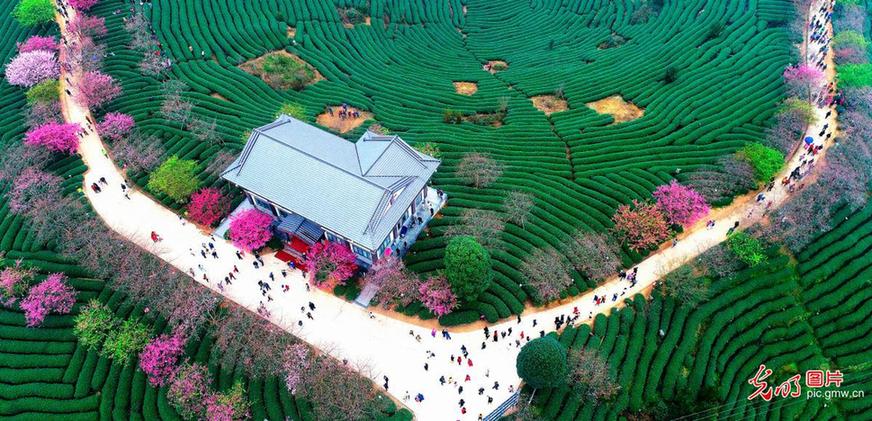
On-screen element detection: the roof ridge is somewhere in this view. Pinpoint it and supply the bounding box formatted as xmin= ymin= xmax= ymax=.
xmin=364 ymin=191 xmax=392 ymax=235
xmin=389 ymin=136 xmax=430 ymax=169
xmin=234 ymin=131 xmax=262 ymax=176
xmin=254 ymin=121 xmax=390 ymax=194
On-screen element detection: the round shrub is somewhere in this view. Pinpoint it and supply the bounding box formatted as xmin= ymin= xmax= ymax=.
xmin=444 ymin=236 xmax=492 ymax=303
xmin=516 ymin=336 xmax=568 ymax=389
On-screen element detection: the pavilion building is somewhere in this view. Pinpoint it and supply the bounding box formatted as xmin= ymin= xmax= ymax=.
xmin=221 ymin=115 xmax=442 ymax=267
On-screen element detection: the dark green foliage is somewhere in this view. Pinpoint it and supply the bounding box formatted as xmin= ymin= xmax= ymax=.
xmin=444 ymin=236 xmax=492 ymax=303
xmin=663 ymin=66 xmax=678 ymax=83
xmin=516 ymin=336 xmax=568 ymax=389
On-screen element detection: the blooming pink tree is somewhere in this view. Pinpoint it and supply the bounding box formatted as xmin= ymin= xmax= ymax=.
xmin=68 ymin=0 xmax=100 ymax=10
xmin=418 ymin=275 xmax=457 ymax=316
xmin=304 ymin=241 xmax=358 ymax=289
xmin=367 ymin=255 xmax=418 ymax=307
xmin=283 ymin=343 xmax=312 ymax=394
xmin=138 ymin=332 xmax=187 ymax=386
xmin=67 ymin=15 xmax=107 ymax=38
xmin=783 ymin=64 xmax=824 ymax=99
xmin=228 ymin=209 xmax=273 ymax=252
xmin=187 ymin=188 xmax=230 ymax=226
xmin=0 ymin=265 xmax=32 ymax=307
xmin=25 ymin=123 xmax=82 ymax=154
xmin=20 ymin=273 xmax=76 ymax=327
xmin=8 ymin=167 xmax=63 ymax=214
xmin=18 ymin=36 xmax=58 ymax=53
xmin=167 ymin=363 xmax=211 ymax=419
xmin=612 ymin=200 xmax=671 ymax=251
xmin=5 ymin=50 xmax=58 ymax=87
xmin=652 ymin=180 xmax=710 ymax=227
xmin=97 ymin=112 xmax=135 ymax=141
xmin=76 ymin=71 xmax=121 ymax=109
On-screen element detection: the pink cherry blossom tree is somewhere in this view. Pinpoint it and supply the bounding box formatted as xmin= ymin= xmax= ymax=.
xmin=67 ymin=15 xmax=107 ymax=38
xmin=8 ymin=167 xmax=63 ymax=214
xmin=68 ymin=0 xmax=100 ymax=10
xmin=138 ymin=332 xmax=187 ymax=386
xmin=20 ymin=273 xmax=76 ymax=327
xmin=282 ymin=343 xmax=312 ymax=394
xmin=367 ymin=255 xmax=419 ymax=307
xmin=652 ymin=180 xmax=710 ymax=227
xmin=76 ymin=71 xmax=121 ymax=109
xmin=611 ymin=200 xmax=671 ymax=251
xmin=17 ymin=35 xmax=58 ymax=53
xmin=97 ymin=112 xmax=135 ymax=141
xmin=5 ymin=50 xmax=58 ymax=87
xmin=304 ymin=241 xmax=358 ymax=289
xmin=24 ymin=122 xmax=82 ymax=154
xmin=418 ymin=275 xmax=457 ymax=316
xmin=228 ymin=209 xmax=273 ymax=252
xmin=187 ymin=188 xmax=230 ymax=227
xmin=783 ymin=63 xmax=824 ymax=99
xmin=167 ymin=363 xmax=211 ymax=419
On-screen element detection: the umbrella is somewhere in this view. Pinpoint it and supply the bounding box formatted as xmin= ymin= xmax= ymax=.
xmin=804 ymin=136 xmax=814 ymax=145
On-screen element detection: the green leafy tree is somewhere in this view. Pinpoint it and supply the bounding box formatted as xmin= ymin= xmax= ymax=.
xmin=413 ymin=142 xmax=441 ymax=159
xmin=13 ymin=0 xmax=54 ymax=26
xmin=516 ymin=336 xmax=568 ymax=389
xmin=73 ymin=299 xmax=117 ymax=351
xmin=739 ymin=143 xmax=784 ymax=183
xmin=102 ymin=318 xmax=151 ymax=362
xmin=25 ymin=79 xmax=59 ymax=104
xmin=727 ymin=232 xmax=766 ymax=266
xmin=443 ymin=236 xmax=492 ymax=303
xmin=147 ymin=155 xmax=199 ymax=202
xmin=276 ymin=102 xmax=306 ymax=120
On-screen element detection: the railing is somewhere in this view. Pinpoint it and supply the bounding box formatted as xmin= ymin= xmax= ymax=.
xmin=483 ymin=391 xmax=520 ymax=421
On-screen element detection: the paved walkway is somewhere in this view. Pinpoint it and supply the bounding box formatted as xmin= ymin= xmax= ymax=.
xmin=53 ymin=0 xmax=836 ymax=419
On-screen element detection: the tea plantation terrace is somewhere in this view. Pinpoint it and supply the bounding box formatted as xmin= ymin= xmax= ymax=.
xmin=221 ymin=115 xmax=443 ymax=266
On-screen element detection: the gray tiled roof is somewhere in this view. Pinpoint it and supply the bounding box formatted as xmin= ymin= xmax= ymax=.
xmin=221 ymin=115 xmax=440 ymax=251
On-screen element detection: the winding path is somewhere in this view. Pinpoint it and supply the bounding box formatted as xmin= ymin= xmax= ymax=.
xmin=55 ymin=0 xmax=836 ymax=419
